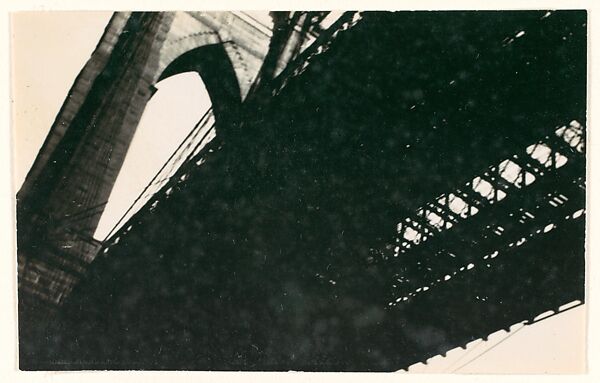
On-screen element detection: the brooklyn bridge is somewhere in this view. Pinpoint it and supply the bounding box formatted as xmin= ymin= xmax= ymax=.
xmin=16 ymin=11 xmax=586 ymax=371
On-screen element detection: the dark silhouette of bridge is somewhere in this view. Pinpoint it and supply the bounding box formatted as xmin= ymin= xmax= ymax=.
xmin=17 ymin=10 xmax=586 ymax=371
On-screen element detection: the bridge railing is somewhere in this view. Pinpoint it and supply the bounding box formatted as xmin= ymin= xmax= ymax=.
xmin=246 ymin=11 xmax=362 ymax=101
xmin=384 ymin=120 xmax=586 ymax=305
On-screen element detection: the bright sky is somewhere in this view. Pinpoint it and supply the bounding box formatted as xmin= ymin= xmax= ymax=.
xmin=10 ymin=11 xmax=586 ymax=373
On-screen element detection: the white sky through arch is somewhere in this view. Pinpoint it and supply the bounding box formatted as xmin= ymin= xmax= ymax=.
xmin=94 ymin=72 xmax=212 ymax=240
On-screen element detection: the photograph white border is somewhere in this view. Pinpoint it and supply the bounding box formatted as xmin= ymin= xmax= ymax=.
xmin=1 ymin=1 xmax=597 ymax=382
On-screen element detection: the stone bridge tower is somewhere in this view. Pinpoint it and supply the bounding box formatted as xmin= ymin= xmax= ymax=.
xmin=16 ymin=11 xmax=313 ymax=314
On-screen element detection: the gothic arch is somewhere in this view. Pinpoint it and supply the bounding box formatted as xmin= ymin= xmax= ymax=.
xmin=16 ymin=10 xmax=271 ymax=313
xmin=156 ymin=43 xmax=242 ymax=124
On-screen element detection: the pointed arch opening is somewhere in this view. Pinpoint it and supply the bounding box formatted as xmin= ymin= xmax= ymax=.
xmin=94 ymin=41 xmax=244 ymax=240
xmin=94 ymin=72 xmax=211 ymax=239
